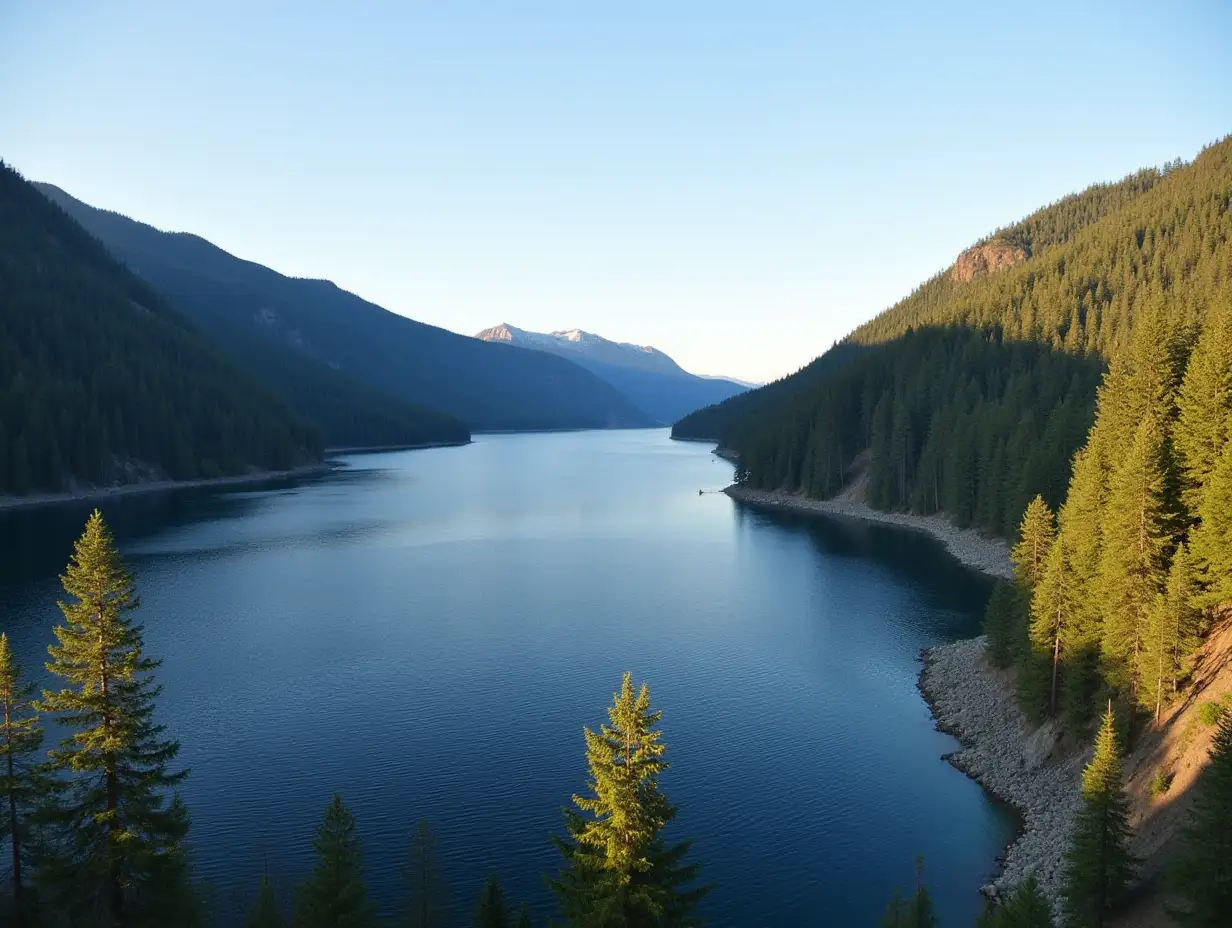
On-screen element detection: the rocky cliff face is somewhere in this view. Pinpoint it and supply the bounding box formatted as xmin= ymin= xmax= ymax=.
xmin=951 ymin=239 xmax=1029 ymax=282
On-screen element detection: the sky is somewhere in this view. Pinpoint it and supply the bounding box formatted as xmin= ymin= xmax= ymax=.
xmin=2 ymin=3 xmax=1229 ymax=384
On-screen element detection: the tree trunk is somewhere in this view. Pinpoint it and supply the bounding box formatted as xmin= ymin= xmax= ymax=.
xmin=6 ymin=700 xmax=24 ymax=928
xmin=1051 ymin=631 xmax=1061 ymax=718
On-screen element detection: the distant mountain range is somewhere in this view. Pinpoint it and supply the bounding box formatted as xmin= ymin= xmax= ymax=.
xmin=35 ymin=184 xmax=655 ymax=439
xmin=475 ymin=324 xmax=749 ymax=425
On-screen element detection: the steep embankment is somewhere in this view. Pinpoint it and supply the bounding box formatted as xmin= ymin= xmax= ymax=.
xmin=0 ymin=161 xmax=321 ymax=497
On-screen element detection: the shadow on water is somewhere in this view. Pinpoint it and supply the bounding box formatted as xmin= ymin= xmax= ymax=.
xmin=0 ymin=465 xmax=384 ymax=586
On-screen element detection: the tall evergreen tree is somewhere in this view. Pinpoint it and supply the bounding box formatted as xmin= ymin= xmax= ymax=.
xmin=1190 ymin=442 xmax=1232 ymax=606
xmin=1169 ymin=711 xmax=1232 ymax=926
xmin=407 ymin=819 xmax=448 ymax=928
xmin=1029 ymin=537 xmax=1080 ymax=718
xmin=35 ymin=510 xmax=191 ymax=927
xmin=293 ymin=794 xmax=375 ymax=928
xmin=551 ymin=673 xmax=707 ymax=928
xmin=248 ymin=874 xmax=285 ymax=928
xmin=1139 ymin=544 xmax=1202 ymax=719
xmin=1173 ymin=309 xmax=1232 ymax=510
xmin=0 ymin=633 xmax=43 ymax=928
xmin=474 ymin=874 xmax=511 ymax=928
xmin=515 ymin=904 xmax=533 ymax=928
xmin=1098 ymin=417 xmax=1170 ymax=696
xmin=1062 ymin=705 xmax=1136 ymax=927
xmin=1012 ymin=496 xmax=1057 ymax=591
xmin=984 ymin=582 xmax=1027 ymax=671
xmin=977 ymin=877 xmax=1054 ymax=927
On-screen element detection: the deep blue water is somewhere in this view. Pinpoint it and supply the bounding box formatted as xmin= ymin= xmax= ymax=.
xmin=0 ymin=429 xmax=1014 ymax=926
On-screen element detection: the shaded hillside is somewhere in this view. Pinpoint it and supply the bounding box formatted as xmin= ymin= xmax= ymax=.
xmin=674 ymin=137 xmax=1232 ymax=539
xmin=36 ymin=185 xmax=654 ymax=433
xmin=0 ymin=162 xmax=320 ymax=496
xmin=477 ymin=323 xmax=749 ymax=424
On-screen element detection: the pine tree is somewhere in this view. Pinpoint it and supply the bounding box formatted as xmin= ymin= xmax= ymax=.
xmin=474 ymin=874 xmax=510 ymax=928
xmin=35 ymin=510 xmax=191 ymax=927
xmin=1174 ymin=309 xmax=1232 ymax=510
xmin=1012 ymin=496 xmax=1056 ymax=591
xmin=407 ymin=819 xmax=448 ymax=928
xmin=248 ymin=874 xmax=284 ymax=928
xmin=293 ymin=794 xmax=375 ymax=928
xmin=0 ymin=633 xmax=43 ymax=928
xmin=1139 ymin=544 xmax=1202 ymax=719
xmin=515 ymin=903 xmax=533 ymax=928
xmin=1062 ymin=705 xmax=1136 ymax=927
xmin=1029 ymin=537 xmax=1080 ymax=718
xmin=984 ymin=582 xmax=1027 ymax=670
xmin=551 ymin=673 xmax=708 ymax=927
xmin=979 ymin=877 xmax=1054 ymax=926
xmin=1169 ymin=711 xmax=1232 ymax=925
xmin=1097 ymin=417 xmax=1169 ymax=696
xmin=1190 ymin=442 xmax=1232 ymax=607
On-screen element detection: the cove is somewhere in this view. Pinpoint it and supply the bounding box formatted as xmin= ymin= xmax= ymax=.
xmin=0 ymin=429 xmax=1015 ymax=925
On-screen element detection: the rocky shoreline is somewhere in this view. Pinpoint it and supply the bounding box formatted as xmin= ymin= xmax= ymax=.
xmin=724 ymin=486 xmax=1014 ymax=580
xmin=920 ymin=637 xmax=1086 ymax=915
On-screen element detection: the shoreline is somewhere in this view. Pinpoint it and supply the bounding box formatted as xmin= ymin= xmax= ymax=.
xmin=324 ymin=439 xmax=471 ymax=454
xmin=919 ymin=637 xmax=1085 ymax=915
xmin=723 ymin=486 xmax=1013 ymax=580
xmin=0 ymin=463 xmax=332 ymax=513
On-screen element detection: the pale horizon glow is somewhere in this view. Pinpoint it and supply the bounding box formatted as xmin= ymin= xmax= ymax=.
xmin=2 ymin=2 xmax=1229 ymax=383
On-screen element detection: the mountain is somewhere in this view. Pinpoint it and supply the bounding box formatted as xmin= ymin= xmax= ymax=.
xmin=0 ymin=162 xmax=321 ymax=495
xmin=475 ymin=323 xmax=748 ymax=425
xmin=34 ymin=185 xmax=655 ymax=434
xmin=674 ymin=139 xmax=1232 ymax=535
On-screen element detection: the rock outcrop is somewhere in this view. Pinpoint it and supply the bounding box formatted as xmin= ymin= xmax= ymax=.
xmin=951 ymin=240 xmax=1029 ymax=282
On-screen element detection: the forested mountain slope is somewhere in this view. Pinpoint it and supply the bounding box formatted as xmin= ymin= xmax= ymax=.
xmin=674 ymin=136 xmax=1231 ymax=537
xmin=477 ymin=323 xmax=749 ymax=424
xmin=0 ymin=162 xmax=321 ymax=496
xmin=36 ymin=184 xmax=654 ymax=433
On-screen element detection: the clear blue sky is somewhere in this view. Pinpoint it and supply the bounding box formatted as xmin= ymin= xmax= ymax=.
xmin=2 ymin=2 xmax=1229 ymax=383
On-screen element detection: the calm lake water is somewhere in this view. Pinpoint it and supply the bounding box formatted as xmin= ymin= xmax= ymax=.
xmin=0 ymin=429 xmax=1014 ymax=926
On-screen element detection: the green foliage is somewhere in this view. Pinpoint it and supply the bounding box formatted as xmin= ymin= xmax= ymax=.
xmin=978 ymin=877 xmax=1054 ymax=927
xmin=0 ymin=162 xmax=322 ymax=495
xmin=0 ymin=632 xmax=44 ymax=927
xmin=1027 ymin=536 xmax=1081 ymax=719
xmin=1190 ymin=443 xmax=1232 ymax=607
xmin=1012 ymin=496 xmax=1056 ymax=591
xmin=248 ymin=875 xmax=285 ymax=928
xmin=1196 ymin=700 xmax=1227 ymax=728
xmin=1174 ymin=306 xmax=1232 ymax=511
xmin=984 ymin=582 xmax=1028 ymax=670
xmin=407 ymin=819 xmax=449 ymax=928
xmin=1169 ymin=711 xmax=1232 ymax=925
xmin=881 ymin=859 xmax=938 ymax=928
xmin=1150 ymin=770 xmax=1173 ymax=798
xmin=1062 ymin=705 xmax=1137 ymax=927
xmin=1139 ymin=544 xmax=1203 ymax=718
xmin=515 ymin=903 xmax=533 ymax=928
xmin=551 ymin=673 xmax=708 ymax=927
xmin=474 ymin=874 xmax=511 ymax=928
xmin=293 ymin=794 xmax=376 ymax=928
xmin=35 ymin=510 xmax=191 ymax=926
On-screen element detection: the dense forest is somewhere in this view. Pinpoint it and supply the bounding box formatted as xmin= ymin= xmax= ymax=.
xmin=34 ymin=184 xmax=655 ymax=436
xmin=2 ymin=512 xmax=1230 ymax=926
xmin=0 ymin=162 xmax=323 ymax=495
xmin=673 ymin=138 xmax=1231 ymax=537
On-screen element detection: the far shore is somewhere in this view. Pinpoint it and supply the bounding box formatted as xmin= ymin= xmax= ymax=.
xmin=0 ymin=463 xmax=332 ymax=514
xmin=724 ymin=485 xmax=1014 ymax=580
xmin=324 ymin=439 xmax=471 ymax=454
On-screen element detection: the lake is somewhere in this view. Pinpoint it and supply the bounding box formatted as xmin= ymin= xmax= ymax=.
xmin=0 ymin=429 xmax=1015 ymax=926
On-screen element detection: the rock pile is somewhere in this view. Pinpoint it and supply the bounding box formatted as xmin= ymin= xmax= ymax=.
xmin=921 ymin=636 xmax=1088 ymax=916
